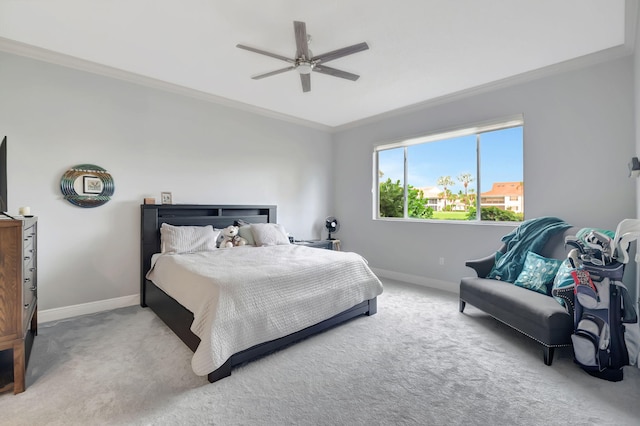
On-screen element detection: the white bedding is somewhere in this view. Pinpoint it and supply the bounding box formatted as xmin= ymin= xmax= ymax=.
xmin=146 ymin=244 xmax=383 ymax=376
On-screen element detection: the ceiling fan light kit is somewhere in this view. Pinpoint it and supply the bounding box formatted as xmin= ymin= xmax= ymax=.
xmin=297 ymin=62 xmax=313 ymax=75
xmin=236 ymin=21 xmax=369 ymax=92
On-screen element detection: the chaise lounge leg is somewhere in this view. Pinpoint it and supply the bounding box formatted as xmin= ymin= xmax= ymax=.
xmin=543 ymin=346 xmax=554 ymax=366
xmin=459 ymin=299 xmax=466 ymax=313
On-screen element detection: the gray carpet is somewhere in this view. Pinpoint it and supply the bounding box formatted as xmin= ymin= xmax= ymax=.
xmin=1 ymin=280 xmax=639 ymax=425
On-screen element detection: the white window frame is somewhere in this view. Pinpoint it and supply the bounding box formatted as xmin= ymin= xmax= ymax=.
xmin=373 ymin=114 xmax=524 ymax=222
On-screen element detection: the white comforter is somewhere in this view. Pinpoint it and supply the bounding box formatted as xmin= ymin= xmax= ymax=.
xmin=146 ymin=244 xmax=383 ymax=376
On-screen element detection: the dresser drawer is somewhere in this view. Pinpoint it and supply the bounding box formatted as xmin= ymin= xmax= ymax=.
xmin=22 ymin=268 xmax=36 ymax=332
xmin=22 ymin=223 xmax=37 ymax=332
xmin=23 ymin=226 xmax=36 ymax=249
xmin=23 ymin=266 xmax=36 ymax=296
xmin=22 ymin=294 xmax=36 ymax=332
xmin=23 ymin=242 xmax=35 ymax=264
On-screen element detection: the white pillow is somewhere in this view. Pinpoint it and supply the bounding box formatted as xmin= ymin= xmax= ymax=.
xmin=160 ymin=223 xmax=220 ymax=253
xmin=214 ymin=228 xmax=225 ymax=248
xmin=238 ymin=225 xmax=256 ymax=246
xmin=250 ymin=223 xmax=290 ymax=246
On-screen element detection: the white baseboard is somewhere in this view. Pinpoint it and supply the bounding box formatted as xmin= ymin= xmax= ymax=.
xmin=38 ymin=294 xmax=139 ymax=324
xmin=371 ymin=268 xmax=459 ymax=294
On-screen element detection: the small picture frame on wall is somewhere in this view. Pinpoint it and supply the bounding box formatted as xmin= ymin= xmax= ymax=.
xmin=161 ymin=192 xmax=173 ymax=204
xmin=83 ymin=176 xmax=103 ymax=194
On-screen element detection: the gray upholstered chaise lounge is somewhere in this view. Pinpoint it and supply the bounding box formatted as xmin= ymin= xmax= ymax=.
xmin=459 ymin=227 xmax=577 ymax=365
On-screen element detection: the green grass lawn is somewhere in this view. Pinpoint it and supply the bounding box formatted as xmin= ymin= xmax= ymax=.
xmin=431 ymin=211 xmax=469 ymax=220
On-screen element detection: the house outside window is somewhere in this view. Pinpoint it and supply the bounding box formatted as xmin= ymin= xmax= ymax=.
xmin=374 ymin=115 xmax=524 ymax=222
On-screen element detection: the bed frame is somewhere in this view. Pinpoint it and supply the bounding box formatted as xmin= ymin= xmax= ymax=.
xmin=140 ymin=204 xmax=377 ymax=382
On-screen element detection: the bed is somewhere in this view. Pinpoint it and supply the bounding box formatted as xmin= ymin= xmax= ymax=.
xmin=140 ymin=204 xmax=382 ymax=382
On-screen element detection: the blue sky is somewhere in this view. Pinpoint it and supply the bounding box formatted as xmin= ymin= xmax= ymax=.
xmin=379 ymin=126 xmax=523 ymax=193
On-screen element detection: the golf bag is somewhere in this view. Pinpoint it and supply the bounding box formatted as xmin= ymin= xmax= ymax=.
xmin=565 ymin=226 xmax=638 ymax=381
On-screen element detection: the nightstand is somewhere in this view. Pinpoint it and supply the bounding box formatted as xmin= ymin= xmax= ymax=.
xmin=293 ymin=240 xmax=340 ymax=250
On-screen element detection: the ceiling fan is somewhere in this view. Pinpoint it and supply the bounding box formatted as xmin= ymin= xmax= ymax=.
xmin=236 ymin=21 xmax=369 ymax=93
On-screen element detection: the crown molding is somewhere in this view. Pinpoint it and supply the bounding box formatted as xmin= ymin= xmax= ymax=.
xmin=1 ymin=1 xmax=635 ymax=137
xmin=332 ymin=1 xmax=638 ymax=133
xmin=0 ymin=36 xmax=332 ymax=132
xmin=332 ymin=44 xmax=633 ymax=133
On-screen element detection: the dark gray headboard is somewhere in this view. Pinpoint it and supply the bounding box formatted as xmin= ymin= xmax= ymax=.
xmin=140 ymin=204 xmax=276 ymax=304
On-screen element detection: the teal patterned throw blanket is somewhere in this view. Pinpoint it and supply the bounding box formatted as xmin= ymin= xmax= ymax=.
xmin=486 ymin=216 xmax=572 ymax=283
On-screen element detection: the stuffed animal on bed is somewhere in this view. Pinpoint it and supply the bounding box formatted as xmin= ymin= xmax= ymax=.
xmin=219 ymin=225 xmax=247 ymax=248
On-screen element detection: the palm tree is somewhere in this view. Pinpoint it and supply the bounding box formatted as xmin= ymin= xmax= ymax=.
xmin=457 ymin=173 xmax=474 ymax=206
xmin=447 ymin=191 xmax=457 ymax=211
xmin=467 ymin=188 xmax=477 ymax=209
xmin=457 ymin=189 xmax=466 ymax=208
xmin=437 ymin=175 xmax=455 ymax=210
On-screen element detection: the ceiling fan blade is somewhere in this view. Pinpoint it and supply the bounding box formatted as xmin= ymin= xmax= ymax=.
xmin=300 ymin=73 xmax=311 ymax=92
xmin=313 ymin=65 xmax=360 ymax=81
xmin=294 ymin=21 xmax=310 ymax=59
xmin=312 ymin=42 xmax=369 ymax=64
xmin=236 ymin=44 xmax=295 ymax=64
xmin=252 ymin=66 xmax=296 ymax=80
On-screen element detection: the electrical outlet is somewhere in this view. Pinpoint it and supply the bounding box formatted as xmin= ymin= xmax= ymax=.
xmin=439 ymin=257 xmax=445 ymax=266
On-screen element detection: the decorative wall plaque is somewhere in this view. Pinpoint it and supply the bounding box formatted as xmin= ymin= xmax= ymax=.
xmin=60 ymin=164 xmax=114 ymax=208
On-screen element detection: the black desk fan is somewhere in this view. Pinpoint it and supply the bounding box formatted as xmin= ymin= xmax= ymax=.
xmin=325 ymin=216 xmax=340 ymax=240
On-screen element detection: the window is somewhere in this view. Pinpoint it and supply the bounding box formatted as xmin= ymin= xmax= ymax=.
xmin=374 ymin=116 xmax=524 ymax=222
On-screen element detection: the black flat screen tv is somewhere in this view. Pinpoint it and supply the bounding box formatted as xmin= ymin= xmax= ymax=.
xmin=0 ymin=136 xmax=7 ymax=214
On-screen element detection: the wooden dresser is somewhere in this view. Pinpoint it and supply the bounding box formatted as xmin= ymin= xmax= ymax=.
xmin=0 ymin=217 xmax=37 ymax=394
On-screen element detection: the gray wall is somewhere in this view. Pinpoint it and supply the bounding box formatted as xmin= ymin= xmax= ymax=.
xmin=332 ymin=56 xmax=636 ymax=293
xmin=0 ymin=51 xmax=333 ymax=311
xmin=0 ymin=44 xmax=637 ymax=313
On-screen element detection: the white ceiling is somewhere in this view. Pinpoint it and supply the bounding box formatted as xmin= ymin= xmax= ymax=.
xmin=0 ymin=1 xmax=632 ymax=130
